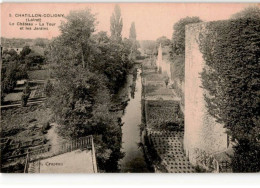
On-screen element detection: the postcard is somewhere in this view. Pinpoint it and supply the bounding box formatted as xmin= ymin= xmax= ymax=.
xmin=1 ymin=3 xmax=259 ymax=173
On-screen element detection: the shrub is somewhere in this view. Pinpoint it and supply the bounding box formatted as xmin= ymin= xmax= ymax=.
xmin=41 ymin=121 xmax=51 ymax=134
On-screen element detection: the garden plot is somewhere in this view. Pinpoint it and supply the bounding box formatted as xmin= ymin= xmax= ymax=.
xmin=28 ymin=69 xmax=50 ymax=80
xmin=4 ymin=84 xmax=45 ymax=104
xmin=1 ymin=106 xmax=52 ymax=172
xmin=142 ymin=71 xmax=179 ymax=100
xmin=145 ymin=100 xmax=181 ymax=130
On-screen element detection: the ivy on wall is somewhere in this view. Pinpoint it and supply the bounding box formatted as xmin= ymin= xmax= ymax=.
xmin=199 ymin=18 xmax=260 ymax=172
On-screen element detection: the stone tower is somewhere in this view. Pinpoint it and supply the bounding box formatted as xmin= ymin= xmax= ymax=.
xmin=156 ymin=43 xmax=162 ymax=71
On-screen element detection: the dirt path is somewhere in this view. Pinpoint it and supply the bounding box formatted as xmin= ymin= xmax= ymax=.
xmin=46 ymin=123 xmax=65 ymax=154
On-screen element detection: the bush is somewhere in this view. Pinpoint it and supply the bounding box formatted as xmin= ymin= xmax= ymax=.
xmin=41 ymin=121 xmax=51 ymax=134
xmin=199 ymin=17 xmax=260 ymax=172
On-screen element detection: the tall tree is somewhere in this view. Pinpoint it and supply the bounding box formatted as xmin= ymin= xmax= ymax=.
xmin=129 ymin=22 xmax=136 ymax=40
xmin=110 ymin=4 xmax=123 ymax=41
xmin=59 ymin=9 xmax=96 ymax=69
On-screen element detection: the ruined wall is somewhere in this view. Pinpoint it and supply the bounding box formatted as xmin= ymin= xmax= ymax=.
xmin=184 ymin=22 xmax=228 ymax=165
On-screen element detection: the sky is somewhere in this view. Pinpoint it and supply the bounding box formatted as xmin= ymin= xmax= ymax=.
xmin=1 ymin=3 xmax=258 ymax=40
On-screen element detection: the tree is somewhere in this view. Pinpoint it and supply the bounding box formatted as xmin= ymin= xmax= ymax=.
xmin=156 ymin=36 xmax=171 ymax=47
xmin=24 ymin=52 xmax=45 ymax=68
xmin=127 ymin=22 xmax=141 ymax=60
xmin=129 ymin=22 xmax=136 ymax=40
xmin=171 ymin=16 xmax=202 ymax=56
xmin=90 ymin=32 xmax=133 ymax=92
xmin=110 ymin=4 xmax=123 ymax=41
xmin=46 ymin=8 xmax=132 ymax=171
xmin=1 ymin=61 xmax=28 ymax=97
xmin=2 ymin=49 xmax=18 ymax=63
xmin=139 ymin=40 xmax=156 ymax=55
xmin=171 ymin=16 xmax=202 ymax=81
xmin=231 ymin=6 xmax=260 ymax=19
xmin=20 ymin=46 xmax=31 ymax=59
xmin=59 ymin=9 xmax=96 ymax=69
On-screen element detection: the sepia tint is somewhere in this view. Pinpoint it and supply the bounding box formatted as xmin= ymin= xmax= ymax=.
xmin=1 ymin=3 xmax=259 ymax=173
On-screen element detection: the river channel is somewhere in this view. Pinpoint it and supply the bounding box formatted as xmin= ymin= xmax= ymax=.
xmin=119 ymin=68 xmax=151 ymax=173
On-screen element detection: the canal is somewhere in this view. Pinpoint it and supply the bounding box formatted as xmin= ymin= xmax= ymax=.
xmin=119 ymin=68 xmax=151 ymax=173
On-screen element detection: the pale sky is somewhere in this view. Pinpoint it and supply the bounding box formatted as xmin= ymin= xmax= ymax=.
xmin=1 ymin=3 xmax=258 ymax=40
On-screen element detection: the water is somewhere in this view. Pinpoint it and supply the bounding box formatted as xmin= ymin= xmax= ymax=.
xmin=119 ymin=69 xmax=150 ymax=173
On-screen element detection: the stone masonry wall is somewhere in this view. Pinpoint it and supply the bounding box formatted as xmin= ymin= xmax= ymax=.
xmin=184 ymin=22 xmax=228 ymax=165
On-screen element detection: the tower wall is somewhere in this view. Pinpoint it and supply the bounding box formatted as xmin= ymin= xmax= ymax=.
xmin=184 ymin=22 xmax=228 ymax=165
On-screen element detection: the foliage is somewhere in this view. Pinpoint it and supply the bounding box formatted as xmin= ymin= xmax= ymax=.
xmin=58 ymin=9 xmax=96 ymax=69
xmin=172 ymin=16 xmax=202 ymax=56
xmin=129 ymin=22 xmax=136 ymax=40
xmin=156 ymin=36 xmax=171 ymax=48
xmin=2 ymin=49 xmax=19 ymax=62
xmin=34 ymin=38 xmax=49 ymax=48
xmin=90 ymin=32 xmax=133 ymax=92
xmin=110 ymin=4 xmax=123 ymax=41
xmin=3 ymin=45 xmax=45 ymax=69
xmin=230 ymin=6 xmax=260 ymax=19
xmin=24 ymin=52 xmax=45 ymax=68
xmin=1 ymin=61 xmax=28 ymax=100
xmin=41 ymin=121 xmax=51 ymax=134
xmin=139 ymin=40 xmax=156 ymax=55
xmin=20 ymin=46 xmax=32 ymax=58
xmin=198 ymin=18 xmax=260 ymax=172
xmin=127 ymin=22 xmax=140 ymax=60
xmin=1 ymin=37 xmax=33 ymax=48
xmin=171 ymin=55 xmax=185 ymax=81
xmin=46 ymin=8 xmax=134 ymax=171
xmin=171 ymin=17 xmax=202 ymax=82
